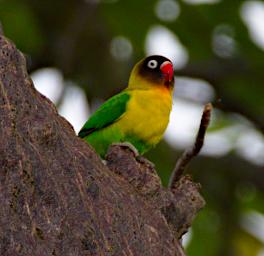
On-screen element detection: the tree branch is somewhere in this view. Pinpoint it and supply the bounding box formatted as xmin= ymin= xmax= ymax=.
xmin=169 ymin=103 xmax=212 ymax=189
xmin=0 ymin=34 xmax=204 ymax=255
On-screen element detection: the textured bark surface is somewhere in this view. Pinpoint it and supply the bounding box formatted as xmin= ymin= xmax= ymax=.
xmin=0 ymin=34 xmax=205 ymax=256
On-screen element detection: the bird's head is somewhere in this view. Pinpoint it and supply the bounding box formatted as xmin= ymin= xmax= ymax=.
xmin=128 ymin=55 xmax=174 ymax=91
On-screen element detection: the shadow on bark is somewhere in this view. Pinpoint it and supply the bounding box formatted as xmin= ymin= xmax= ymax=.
xmin=0 ymin=33 xmax=204 ymax=256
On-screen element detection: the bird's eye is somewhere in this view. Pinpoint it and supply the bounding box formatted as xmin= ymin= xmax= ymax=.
xmin=147 ymin=60 xmax=158 ymax=69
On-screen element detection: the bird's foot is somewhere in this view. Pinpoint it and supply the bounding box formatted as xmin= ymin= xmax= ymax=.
xmin=111 ymin=142 xmax=155 ymax=168
xmin=112 ymin=142 xmax=139 ymax=157
xmin=136 ymin=155 xmax=155 ymax=168
xmin=101 ymin=159 xmax=107 ymax=165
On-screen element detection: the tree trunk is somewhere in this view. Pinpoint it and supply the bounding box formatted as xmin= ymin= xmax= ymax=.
xmin=0 ymin=33 xmax=205 ymax=256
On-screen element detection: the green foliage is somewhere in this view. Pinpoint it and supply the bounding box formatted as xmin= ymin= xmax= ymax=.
xmin=0 ymin=0 xmax=43 ymax=55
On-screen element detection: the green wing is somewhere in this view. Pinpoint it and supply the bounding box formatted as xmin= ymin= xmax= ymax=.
xmin=78 ymin=91 xmax=130 ymax=138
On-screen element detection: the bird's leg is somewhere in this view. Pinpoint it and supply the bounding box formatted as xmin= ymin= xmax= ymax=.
xmin=112 ymin=142 xmax=139 ymax=157
xmin=111 ymin=142 xmax=155 ymax=168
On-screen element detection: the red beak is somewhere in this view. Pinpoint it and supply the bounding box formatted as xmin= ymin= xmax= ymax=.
xmin=160 ymin=61 xmax=174 ymax=83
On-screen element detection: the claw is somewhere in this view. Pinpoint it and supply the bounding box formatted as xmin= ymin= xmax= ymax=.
xmin=112 ymin=142 xmax=139 ymax=157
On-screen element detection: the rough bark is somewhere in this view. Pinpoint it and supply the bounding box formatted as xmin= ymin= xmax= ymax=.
xmin=0 ymin=34 xmax=205 ymax=256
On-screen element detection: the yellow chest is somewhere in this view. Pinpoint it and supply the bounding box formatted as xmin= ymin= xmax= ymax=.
xmin=116 ymin=88 xmax=172 ymax=145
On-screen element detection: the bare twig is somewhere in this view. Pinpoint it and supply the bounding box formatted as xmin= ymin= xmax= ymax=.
xmin=169 ymin=103 xmax=213 ymax=189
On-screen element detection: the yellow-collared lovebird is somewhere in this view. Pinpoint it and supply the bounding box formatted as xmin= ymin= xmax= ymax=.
xmin=78 ymin=55 xmax=174 ymax=157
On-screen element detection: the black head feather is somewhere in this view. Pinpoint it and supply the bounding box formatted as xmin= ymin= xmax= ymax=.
xmin=138 ymin=55 xmax=174 ymax=87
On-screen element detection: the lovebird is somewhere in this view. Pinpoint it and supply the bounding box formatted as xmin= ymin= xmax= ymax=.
xmin=78 ymin=55 xmax=174 ymax=157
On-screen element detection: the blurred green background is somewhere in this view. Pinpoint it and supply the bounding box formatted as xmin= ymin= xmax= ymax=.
xmin=1 ymin=0 xmax=264 ymax=255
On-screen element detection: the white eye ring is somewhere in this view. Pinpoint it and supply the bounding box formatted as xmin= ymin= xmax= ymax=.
xmin=147 ymin=60 xmax=158 ymax=69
